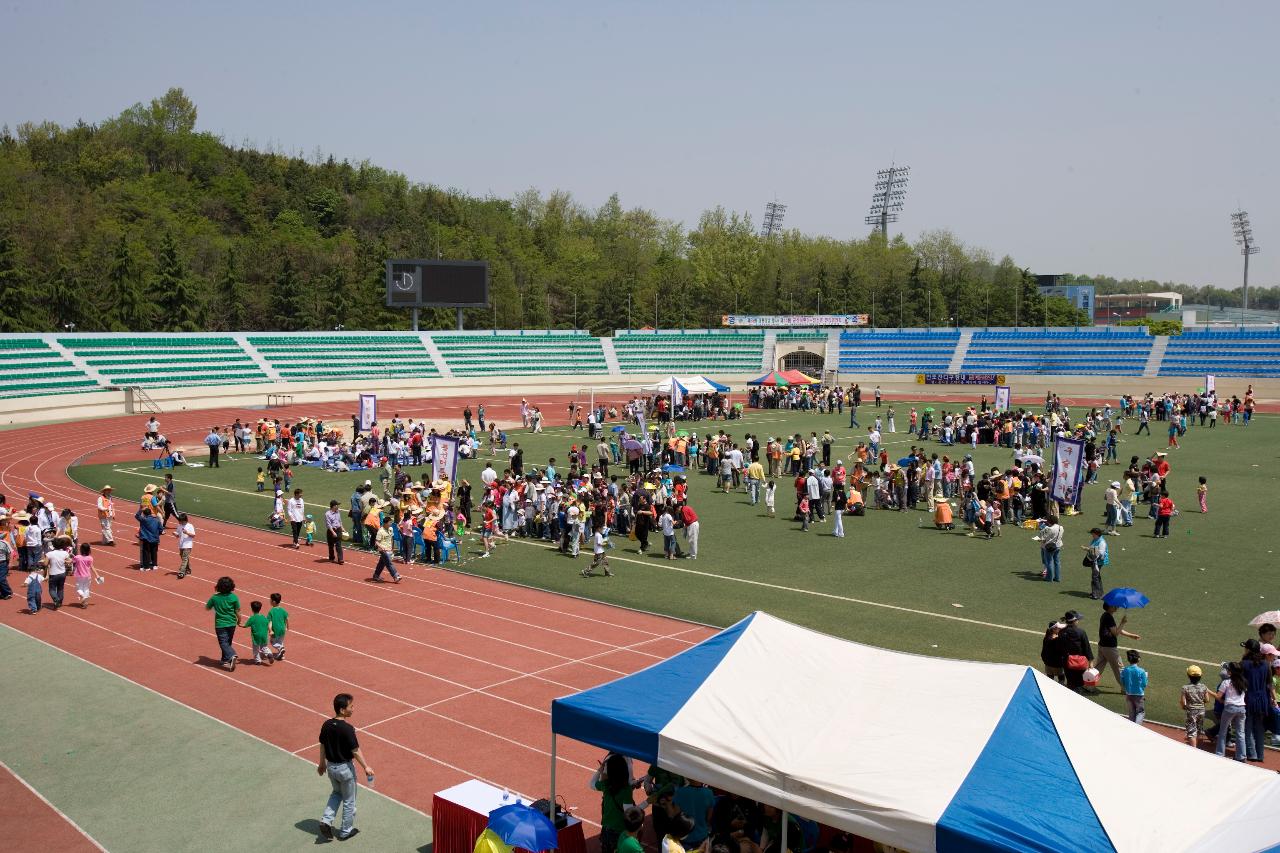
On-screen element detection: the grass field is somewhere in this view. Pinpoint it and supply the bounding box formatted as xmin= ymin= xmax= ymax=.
xmin=69 ymin=403 xmax=1279 ymax=727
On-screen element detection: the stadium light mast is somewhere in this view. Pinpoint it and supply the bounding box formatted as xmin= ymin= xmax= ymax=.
xmin=865 ymin=164 xmax=910 ymax=237
xmin=1231 ymin=209 xmax=1260 ymax=322
xmin=761 ymin=200 xmax=787 ymax=241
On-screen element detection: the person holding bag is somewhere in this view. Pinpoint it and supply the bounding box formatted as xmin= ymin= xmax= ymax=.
xmin=1055 ymin=610 xmax=1094 ymax=693
xmin=1081 ymin=527 xmax=1108 ymax=600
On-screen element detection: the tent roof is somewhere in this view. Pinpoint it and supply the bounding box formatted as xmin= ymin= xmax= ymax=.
xmin=745 ymin=371 xmax=789 ymax=387
xmin=779 ymin=369 xmax=820 ymax=384
xmin=644 ymin=376 xmax=716 ymax=394
xmin=551 ymin=612 xmax=1280 ymax=853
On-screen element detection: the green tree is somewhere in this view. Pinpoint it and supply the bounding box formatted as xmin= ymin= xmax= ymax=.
xmin=0 ymin=228 xmax=39 ymax=332
xmin=154 ymin=232 xmax=200 ymax=331
xmin=216 ymin=248 xmax=246 ymax=331
xmin=51 ymin=257 xmax=87 ymax=330
xmin=108 ymin=235 xmax=150 ymax=330
xmin=272 ymin=257 xmax=304 ymax=330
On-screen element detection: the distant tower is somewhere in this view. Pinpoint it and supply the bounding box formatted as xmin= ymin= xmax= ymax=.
xmin=1231 ymin=209 xmax=1260 ymax=319
xmin=865 ymin=164 xmax=910 ymax=236
xmin=761 ymin=200 xmax=787 ymax=240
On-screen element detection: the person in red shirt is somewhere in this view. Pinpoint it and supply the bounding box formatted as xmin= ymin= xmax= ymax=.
xmin=677 ymin=503 xmax=699 ymax=559
xmin=481 ymin=500 xmax=497 ymax=557
xmin=1154 ymin=493 xmax=1176 ymax=539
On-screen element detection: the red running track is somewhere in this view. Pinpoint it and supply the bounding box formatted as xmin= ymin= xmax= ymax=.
xmin=0 ymin=396 xmax=717 ymax=843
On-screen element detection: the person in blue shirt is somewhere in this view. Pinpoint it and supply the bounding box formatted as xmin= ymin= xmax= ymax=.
xmin=1120 ymin=649 xmax=1149 ymax=724
xmin=204 ymin=426 xmax=223 ymax=468
xmin=134 ymin=506 xmax=163 ymax=571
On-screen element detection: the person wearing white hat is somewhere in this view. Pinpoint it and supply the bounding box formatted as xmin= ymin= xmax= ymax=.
xmin=97 ymin=486 xmax=115 ymax=545
xmin=1103 ymin=481 xmax=1121 ymax=535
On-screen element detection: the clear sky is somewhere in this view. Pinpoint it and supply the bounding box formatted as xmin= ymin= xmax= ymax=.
xmin=2 ymin=1 xmax=1275 ymax=289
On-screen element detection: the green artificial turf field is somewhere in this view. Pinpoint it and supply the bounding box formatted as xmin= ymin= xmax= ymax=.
xmin=69 ymin=403 xmax=1278 ymax=726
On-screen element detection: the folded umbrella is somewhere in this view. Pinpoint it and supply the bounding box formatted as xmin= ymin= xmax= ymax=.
xmin=488 ymin=801 xmax=559 ymax=852
xmin=1102 ymin=588 xmax=1149 ymax=609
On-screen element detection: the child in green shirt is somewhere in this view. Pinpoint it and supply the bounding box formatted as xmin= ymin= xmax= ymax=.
xmin=267 ymin=592 xmax=289 ymax=661
xmin=617 ymin=806 xmax=645 ymax=853
xmin=244 ymin=600 xmax=272 ymax=666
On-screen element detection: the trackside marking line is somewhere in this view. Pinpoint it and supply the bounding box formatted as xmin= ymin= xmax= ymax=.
xmin=0 ymin=758 xmax=109 ymax=853
xmin=501 ymin=539 xmax=1223 ymax=668
xmin=0 ymin=623 xmax=434 ymax=823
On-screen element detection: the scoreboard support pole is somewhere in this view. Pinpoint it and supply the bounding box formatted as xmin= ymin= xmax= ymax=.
xmin=411 ymin=307 xmax=420 ymax=331
xmin=456 ymin=308 xmax=464 ymax=330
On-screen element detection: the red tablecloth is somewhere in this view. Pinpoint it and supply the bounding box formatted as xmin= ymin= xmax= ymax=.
xmin=433 ymin=780 xmax=586 ymax=853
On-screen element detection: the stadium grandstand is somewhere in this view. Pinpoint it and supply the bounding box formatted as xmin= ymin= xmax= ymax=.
xmin=3 ymin=325 xmax=1280 ymax=410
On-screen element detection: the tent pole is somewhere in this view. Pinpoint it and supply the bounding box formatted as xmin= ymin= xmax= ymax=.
xmin=781 ymin=810 xmax=788 ymax=853
xmin=549 ymin=733 xmax=558 ymax=819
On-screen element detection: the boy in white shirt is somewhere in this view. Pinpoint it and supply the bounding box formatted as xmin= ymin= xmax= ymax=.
xmin=174 ymin=513 xmax=196 ymax=579
xmin=582 ymin=528 xmax=613 ymax=578
xmin=43 ymin=537 xmax=72 ymax=609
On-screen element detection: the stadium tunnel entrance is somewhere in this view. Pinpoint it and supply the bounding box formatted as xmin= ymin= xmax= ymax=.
xmin=778 ymin=349 xmax=824 ymax=376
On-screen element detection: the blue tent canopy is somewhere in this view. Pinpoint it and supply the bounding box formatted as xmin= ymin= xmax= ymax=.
xmin=550 ymin=612 xmax=1280 ymax=853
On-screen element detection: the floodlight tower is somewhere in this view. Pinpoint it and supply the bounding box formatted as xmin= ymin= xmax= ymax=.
xmin=1231 ymin=209 xmax=1260 ymax=320
xmin=761 ymin=200 xmax=787 ymax=240
xmin=865 ymin=164 xmax=910 ymax=237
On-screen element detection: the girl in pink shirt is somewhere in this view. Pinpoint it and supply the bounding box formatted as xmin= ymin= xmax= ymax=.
xmin=72 ymin=543 xmax=103 ymax=608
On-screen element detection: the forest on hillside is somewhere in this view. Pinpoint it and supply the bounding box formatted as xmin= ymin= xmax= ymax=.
xmin=1 ymin=89 xmax=1104 ymax=334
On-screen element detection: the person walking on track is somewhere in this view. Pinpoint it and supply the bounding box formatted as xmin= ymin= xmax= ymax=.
xmin=205 ymin=576 xmax=241 ymax=671
xmin=174 ymin=513 xmax=196 ymax=579
xmin=317 ymin=692 xmax=372 ymax=841
xmin=325 ymin=500 xmax=345 ymax=565
xmin=97 ymin=485 xmax=115 ymax=545
xmin=204 ymin=426 xmax=222 ymax=468
xmin=287 ymin=488 xmax=306 ymax=549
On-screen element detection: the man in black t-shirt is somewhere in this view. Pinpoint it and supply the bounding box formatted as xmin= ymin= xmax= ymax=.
xmin=317 ymin=693 xmax=372 ymax=841
xmin=1094 ymin=603 xmax=1141 ymax=689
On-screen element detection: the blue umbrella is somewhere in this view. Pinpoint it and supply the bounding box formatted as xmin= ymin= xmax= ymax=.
xmin=897 ymin=456 xmax=915 ymax=466
xmin=1102 ymin=588 xmax=1149 ymax=609
xmin=488 ymin=801 xmax=559 ymax=851
xmin=611 ymin=425 xmax=627 ymax=433
xmin=662 ymin=464 xmax=685 ymax=473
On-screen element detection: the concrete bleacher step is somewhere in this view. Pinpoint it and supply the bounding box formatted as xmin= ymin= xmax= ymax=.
xmin=44 ymin=334 xmax=106 ymax=388
xmin=599 ymin=337 xmax=621 ymax=376
xmin=1143 ymin=336 xmax=1169 ymax=377
xmin=947 ymin=330 xmax=973 ymax=373
xmin=236 ymin=334 xmax=282 ymax=382
xmin=420 ymin=333 xmax=453 ymax=378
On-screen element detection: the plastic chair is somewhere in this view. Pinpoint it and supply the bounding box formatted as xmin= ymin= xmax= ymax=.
xmin=438 ymin=538 xmax=461 ymax=564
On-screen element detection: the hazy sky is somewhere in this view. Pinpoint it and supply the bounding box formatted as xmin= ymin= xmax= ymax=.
xmin=3 ymin=1 xmax=1275 ymax=288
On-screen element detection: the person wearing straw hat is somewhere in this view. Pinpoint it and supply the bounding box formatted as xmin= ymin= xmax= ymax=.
xmin=96 ymin=486 xmax=116 ymax=546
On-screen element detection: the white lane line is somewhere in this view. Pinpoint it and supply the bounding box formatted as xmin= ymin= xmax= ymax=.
xmin=0 ymin=623 xmax=434 ymax=823
xmin=499 ymin=539 xmax=1224 ymax=668
xmin=0 ymin=758 xmax=110 ymax=852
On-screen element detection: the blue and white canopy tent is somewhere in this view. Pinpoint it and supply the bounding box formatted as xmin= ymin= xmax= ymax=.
xmin=550 ymin=612 xmax=1280 ymax=853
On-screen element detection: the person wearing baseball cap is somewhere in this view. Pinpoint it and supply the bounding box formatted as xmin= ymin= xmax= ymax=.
xmin=97 ymin=486 xmax=116 ymax=546
xmin=1181 ymin=664 xmax=1209 ymax=745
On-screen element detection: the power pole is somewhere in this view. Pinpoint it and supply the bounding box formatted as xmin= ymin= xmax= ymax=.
xmin=1232 ymin=209 xmax=1261 ymax=323
xmin=865 ymin=164 xmax=910 ymax=236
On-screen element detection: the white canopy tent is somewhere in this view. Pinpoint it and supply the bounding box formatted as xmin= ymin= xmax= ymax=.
xmin=550 ymin=612 xmax=1280 ymax=852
